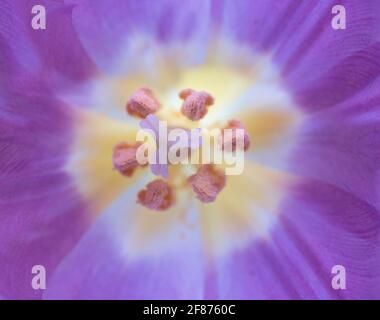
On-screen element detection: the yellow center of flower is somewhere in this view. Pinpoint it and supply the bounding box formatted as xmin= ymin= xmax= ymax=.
xmin=65 ymin=37 xmax=303 ymax=259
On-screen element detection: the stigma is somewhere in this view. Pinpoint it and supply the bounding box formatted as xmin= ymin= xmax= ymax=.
xmin=112 ymin=142 xmax=142 ymax=176
xmin=137 ymin=179 xmax=175 ymax=210
xmin=126 ymin=87 xmax=160 ymax=118
xmin=179 ymin=88 xmax=214 ymax=121
xmin=188 ymin=165 xmax=226 ymax=203
xmin=221 ymin=119 xmax=251 ymax=151
xmin=113 ymin=87 xmax=249 ymax=211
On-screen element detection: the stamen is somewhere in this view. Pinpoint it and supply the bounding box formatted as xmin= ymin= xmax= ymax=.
xmin=179 ymin=88 xmax=214 ymax=121
xmin=188 ymin=165 xmax=226 ymax=203
xmin=126 ymin=87 xmax=160 ymax=118
xmin=221 ymin=119 xmax=251 ymax=151
xmin=137 ymin=179 xmax=175 ymax=211
xmin=114 ymin=88 xmax=249 ymax=211
xmin=112 ymin=142 xmax=141 ymax=176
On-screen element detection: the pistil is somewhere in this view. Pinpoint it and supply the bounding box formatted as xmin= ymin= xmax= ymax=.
xmin=179 ymin=88 xmax=214 ymax=121
xmin=137 ymin=179 xmax=175 ymax=210
xmin=126 ymin=87 xmax=160 ymax=118
xmin=188 ymin=165 xmax=226 ymax=203
xmin=114 ymin=87 xmax=248 ymax=210
xmin=112 ymin=142 xmax=142 ymax=176
xmin=221 ymin=119 xmax=250 ymax=151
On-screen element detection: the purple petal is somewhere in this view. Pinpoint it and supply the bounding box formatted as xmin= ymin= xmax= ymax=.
xmin=69 ymin=0 xmax=212 ymax=73
xmin=0 ymin=0 xmax=96 ymax=89
xmin=219 ymin=0 xmax=380 ymax=112
xmin=43 ymin=195 xmax=204 ymax=299
xmin=204 ymin=179 xmax=380 ymax=299
xmin=289 ymin=79 xmax=380 ymax=211
xmin=0 ymin=78 xmax=91 ymax=299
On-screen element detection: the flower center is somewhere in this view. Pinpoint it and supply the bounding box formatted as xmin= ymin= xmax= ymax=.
xmin=113 ymin=87 xmax=251 ymax=211
xmin=66 ymin=38 xmax=303 ymax=259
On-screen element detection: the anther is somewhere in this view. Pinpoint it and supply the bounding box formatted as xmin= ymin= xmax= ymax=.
xmin=137 ymin=179 xmax=175 ymax=211
xmin=179 ymin=88 xmax=214 ymax=121
xmin=126 ymin=87 xmax=160 ymax=118
xmin=112 ymin=142 xmax=141 ymax=177
xmin=188 ymin=165 xmax=226 ymax=203
xmin=221 ymin=119 xmax=250 ymax=151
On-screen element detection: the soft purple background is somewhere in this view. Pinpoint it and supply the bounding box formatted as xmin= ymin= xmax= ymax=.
xmin=0 ymin=0 xmax=379 ymax=299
